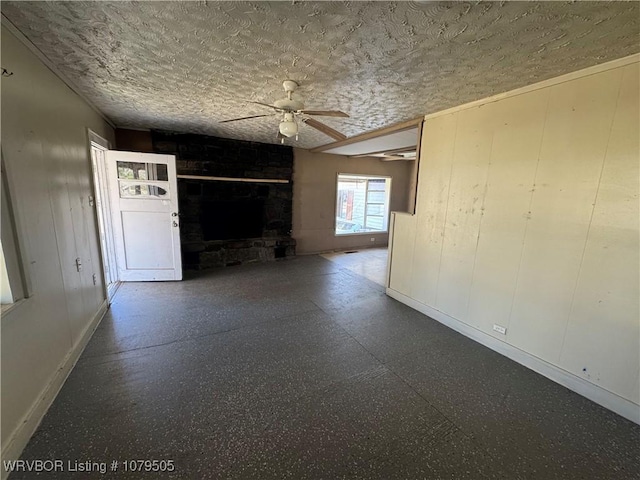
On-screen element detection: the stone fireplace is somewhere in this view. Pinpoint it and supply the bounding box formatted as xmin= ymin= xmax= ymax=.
xmin=151 ymin=131 xmax=295 ymax=269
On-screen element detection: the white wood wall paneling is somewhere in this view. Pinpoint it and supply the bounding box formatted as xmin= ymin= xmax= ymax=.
xmin=507 ymin=68 xmax=623 ymax=362
xmin=388 ymin=213 xmax=416 ymax=296
xmin=434 ymin=105 xmax=495 ymax=320
xmin=558 ymin=63 xmax=640 ymax=404
xmin=387 ymin=58 xmax=639 ymax=419
xmin=410 ymin=114 xmax=458 ymax=306
xmin=466 ymin=89 xmax=550 ymax=336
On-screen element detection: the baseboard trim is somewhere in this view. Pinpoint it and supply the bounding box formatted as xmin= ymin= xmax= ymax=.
xmin=386 ymin=287 xmax=640 ymax=425
xmin=1 ymin=300 xmax=109 ymax=476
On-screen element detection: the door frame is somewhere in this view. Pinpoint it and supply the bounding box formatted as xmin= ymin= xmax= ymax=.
xmin=87 ymin=129 xmax=120 ymax=301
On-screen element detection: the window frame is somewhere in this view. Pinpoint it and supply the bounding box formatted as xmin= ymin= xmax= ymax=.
xmin=334 ymin=173 xmax=392 ymax=237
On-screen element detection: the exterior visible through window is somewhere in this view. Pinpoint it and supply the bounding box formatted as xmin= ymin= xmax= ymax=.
xmin=335 ymin=174 xmax=391 ymax=235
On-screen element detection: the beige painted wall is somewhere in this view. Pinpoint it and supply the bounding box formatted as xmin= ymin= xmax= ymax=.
xmin=388 ymin=58 xmax=639 ymax=420
xmin=1 ymin=28 xmax=115 ymax=460
xmin=292 ymin=149 xmax=412 ymax=254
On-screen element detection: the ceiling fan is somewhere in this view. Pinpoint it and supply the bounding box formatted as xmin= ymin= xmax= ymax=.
xmin=220 ymin=80 xmax=349 ymax=143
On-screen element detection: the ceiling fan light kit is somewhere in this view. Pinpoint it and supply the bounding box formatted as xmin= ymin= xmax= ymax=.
xmin=220 ymin=79 xmax=349 ymax=143
xmin=279 ymin=112 xmax=298 ymax=138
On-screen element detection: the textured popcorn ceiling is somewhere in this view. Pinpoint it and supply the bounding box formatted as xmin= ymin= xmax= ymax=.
xmin=2 ymin=1 xmax=639 ymax=148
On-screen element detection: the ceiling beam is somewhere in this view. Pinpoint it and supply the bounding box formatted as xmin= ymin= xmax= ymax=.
xmin=349 ymin=146 xmax=417 ymax=158
xmin=310 ymin=117 xmax=423 ymax=153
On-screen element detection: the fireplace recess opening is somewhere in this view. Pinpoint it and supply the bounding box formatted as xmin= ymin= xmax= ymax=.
xmin=201 ymin=199 xmax=265 ymax=241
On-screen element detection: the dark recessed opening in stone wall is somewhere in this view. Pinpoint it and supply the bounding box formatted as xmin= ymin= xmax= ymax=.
xmin=201 ymin=199 xmax=265 ymax=241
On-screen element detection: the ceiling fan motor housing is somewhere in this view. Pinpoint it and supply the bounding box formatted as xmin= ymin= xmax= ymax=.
xmin=274 ymin=98 xmax=304 ymax=111
xmin=282 ymin=80 xmax=298 ymax=93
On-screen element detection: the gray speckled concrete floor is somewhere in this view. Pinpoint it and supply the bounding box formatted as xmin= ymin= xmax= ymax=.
xmin=12 ymin=256 xmax=640 ymax=479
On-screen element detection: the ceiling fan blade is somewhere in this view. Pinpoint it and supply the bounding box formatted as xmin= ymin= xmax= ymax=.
xmin=300 ymin=110 xmax=349 ymax=118
xmin=249 ymin=101 xmax=280 ymax=110
xmin=303 ymin=118 xmax=347 ymax=141
xmin=220 ymin=114 xmax=271 ymax=123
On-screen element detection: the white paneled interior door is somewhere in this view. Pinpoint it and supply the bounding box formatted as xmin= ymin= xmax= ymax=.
xmin=105 ymin=151 xmax=182 ymax=281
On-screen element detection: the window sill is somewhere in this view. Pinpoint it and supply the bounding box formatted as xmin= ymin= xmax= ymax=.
xmin=335 ymin=231 xmax=388 ymax=237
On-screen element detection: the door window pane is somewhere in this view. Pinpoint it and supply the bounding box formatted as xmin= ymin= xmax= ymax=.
xmin=117 ymin=162 xmax=168 ymax=181
xmin=119 ymin=183 xmax=168 ymax=198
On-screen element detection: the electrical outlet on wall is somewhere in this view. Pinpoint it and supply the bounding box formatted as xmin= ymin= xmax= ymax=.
xmin=370 ymin=237 xmax=375 ymax=242
xmin=493 ymin=324 xmax=507 ymax=335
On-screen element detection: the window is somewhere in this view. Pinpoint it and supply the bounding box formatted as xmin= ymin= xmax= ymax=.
xmin=335 ymin=174 xmax=391 ymax=235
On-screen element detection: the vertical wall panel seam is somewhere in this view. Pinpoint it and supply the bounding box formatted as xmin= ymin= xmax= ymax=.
xmin=464 ymin=130 xmax=496 ymax=322
xmin=62 ymin=147 xmax=88 ymax=341
xmin=505 ymin=89 xmax=552 ymax=331
xmin=59 ymin=145 xmax=85 ymax=344
xmin=38 ymin=136 xmax=76 ymax=351
xmin=434 ymin=114 xmax=459 ymax=308
xmin=556 ymin=69 xmax=625 ymax=362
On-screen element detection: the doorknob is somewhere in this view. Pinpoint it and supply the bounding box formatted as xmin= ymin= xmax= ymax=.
xmin=172 ymin=212 xmax=179 ymax=217
xmin=173 ymin=221 xmax=179 ymax=227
